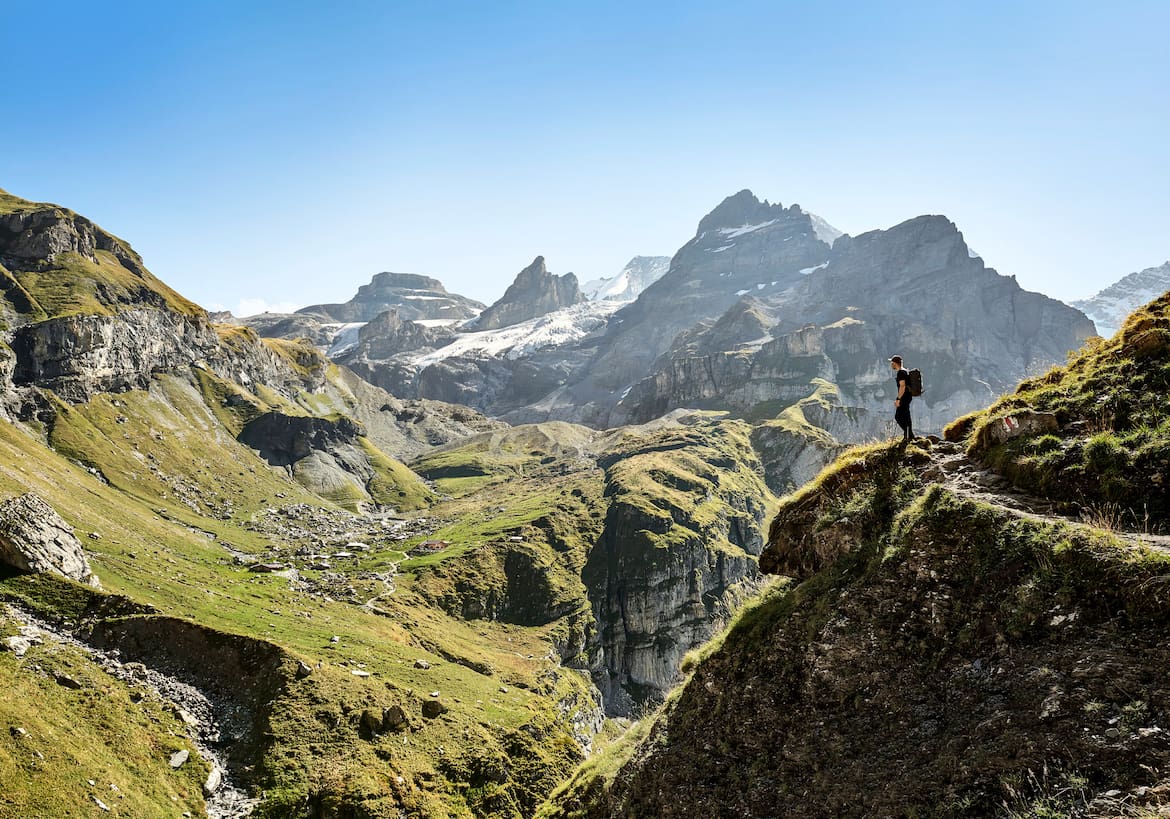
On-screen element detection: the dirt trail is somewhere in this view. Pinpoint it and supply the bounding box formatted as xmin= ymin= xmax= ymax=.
xmin=3 ymin=603 xmax=259 ymax=819
xmin=926 ymin=441 xmax=1170 ymax=551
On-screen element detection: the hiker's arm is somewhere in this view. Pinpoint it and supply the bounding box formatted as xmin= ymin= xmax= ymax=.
xmin=896 ymin=378 xmax=905 ymax=402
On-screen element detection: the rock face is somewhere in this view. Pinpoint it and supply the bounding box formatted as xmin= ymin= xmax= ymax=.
xmin=236 ymin=411 xmax=431 ymax=508
xmin=0 ymin=493 xmax=98 ymax=586
xmin=617 ymin=215 xmax=1094 ymax=487
xmin=1073 ymin=261 xmax=1170 ymax=338
xmin=0 ymin=206 xmax=146 ymax=277
xmin=9 ymin=310 xmax=220 ymax=401
xmin=238 ymin=412 xmax=365 ymax=466
xmin=556 ymin=431 xmax=1170 ymax=817
xmin=296 ymin=272 xmax=485 ymax=324
xmin=581 ymin=256 xmax=670 ymax=302
xmin=582 ymin=420 xmax=771 ymax=714
xmin=472 ymin=256 xmax=586 ymax=331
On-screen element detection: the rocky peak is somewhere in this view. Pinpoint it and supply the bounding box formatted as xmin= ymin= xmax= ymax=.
xmin=696 ymin=189 xmax=790 ymax=234
xmin=582 ymin=256 xmax=671 ymax=302
xmin=295 ymin=271 xmax=484 ymax=324
xmin=473 ymin=256 xmax=586 ymax=331
xmin=1073 ymin=261 xmax=1170 ymax=337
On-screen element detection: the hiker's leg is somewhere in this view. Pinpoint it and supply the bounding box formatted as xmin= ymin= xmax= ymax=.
xmin=895 ymin=404 xmax=911 ymax=439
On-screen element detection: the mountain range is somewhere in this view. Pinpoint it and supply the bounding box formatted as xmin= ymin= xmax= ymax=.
xmin=1 ymin=182 xmax=1167 ymax=818
xmin=249 ymin=189 xmax=1097 ymax=492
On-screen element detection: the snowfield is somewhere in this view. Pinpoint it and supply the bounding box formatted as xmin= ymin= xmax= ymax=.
xmin=325 ymin=322 xmax=365 ymax=357
xmin=411 ymin=300 xmax=625 ymax=365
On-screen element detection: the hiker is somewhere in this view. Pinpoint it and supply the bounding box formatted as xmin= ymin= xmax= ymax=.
xmin=890 ymin=355 xmax=914 ymax=441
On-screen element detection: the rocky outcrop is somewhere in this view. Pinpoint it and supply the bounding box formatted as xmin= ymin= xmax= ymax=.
xmin=0 ymin=205 xmax=145 ymax=276
xmin=472 ymin=257 xmax=586 ymax=331
xmin=0 ymin=493 xmax=98 ymax=586
xmin=296 ymin=272 xmax=484 ymax=324
xmin=238 ymin=412 xmax=365 ymax=466
xmin=1073 ymin=261 xmax=1170 ymax=337
xmin=582 ymin=420 xmax=771 ymax=714
xmin=9 ymin=309 xmax=220 ymax=401
xmin=343 ymin=308 xmax=454 ymax=363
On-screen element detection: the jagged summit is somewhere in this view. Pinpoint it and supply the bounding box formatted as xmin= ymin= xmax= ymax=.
xmin=581 ymin=256 xmax=670 ymax=302
xmin=1073 ymin=260 xmax=1170 ymax=337
xmin=696 ymin=189 xmax=790 ymax=233
xmin=472 ymin=255 xmax=586 ymax=331
xmin=695 ymin=189 xmax=842 ymax=245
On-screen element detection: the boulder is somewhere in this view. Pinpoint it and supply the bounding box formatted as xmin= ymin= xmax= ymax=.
xmin=421 ymin=699 xmax=448 ymax=719
xmin=359 ymin=708 xmax=382 ymax=737
xmin=976 ymin=410 xmax=1060 ymax=450
xmin=0 ymin=493 xmax=99 ymax=586
xmin=2 ymin=636 xmax=32 ymax=657
xmin=382 ymin=704 xmax=408 ymax=731
xmin=203 ymin=767 xmax=223 ymax=796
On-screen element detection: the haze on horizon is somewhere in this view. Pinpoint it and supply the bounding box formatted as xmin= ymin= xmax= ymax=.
xmin=1 ymin=0 xmax=1166 ymax=316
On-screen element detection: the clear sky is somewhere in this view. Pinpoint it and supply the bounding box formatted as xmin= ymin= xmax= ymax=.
xmin=2 ymin=1 xmax=1166 ymax=314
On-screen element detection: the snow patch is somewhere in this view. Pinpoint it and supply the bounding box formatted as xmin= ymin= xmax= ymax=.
xmin=800 ymin=262 xmax=829 ymax=276
xmin=718 ymin=219 xmax=779 ymax=239
xmin=325 ymin=323 xmax=366 ymax=357
xmin=412 ymin=300 xmax=625 ymax=365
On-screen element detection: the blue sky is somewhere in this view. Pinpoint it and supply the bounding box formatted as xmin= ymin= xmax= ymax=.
xmin=2 ymin=1 xmax=1166 ymax=313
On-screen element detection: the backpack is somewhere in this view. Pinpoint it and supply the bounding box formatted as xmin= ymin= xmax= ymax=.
xmin=906 ymin=368 xmax=923 ymax=397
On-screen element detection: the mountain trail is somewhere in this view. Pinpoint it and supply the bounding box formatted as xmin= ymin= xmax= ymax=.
xmin=925 ymin=440 xmax=1170 ymax=552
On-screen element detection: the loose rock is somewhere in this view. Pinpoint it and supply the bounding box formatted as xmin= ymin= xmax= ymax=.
xmin=421 ymin=699 xmax=448 ymax=719
xmin=0 ymin=493 xmax=99 ymax=586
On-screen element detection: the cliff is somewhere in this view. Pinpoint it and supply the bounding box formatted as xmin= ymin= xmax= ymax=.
xmin=542 ymin=290 xmax=1170 ymax=818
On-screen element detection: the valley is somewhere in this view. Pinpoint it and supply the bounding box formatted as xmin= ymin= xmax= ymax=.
xmin=1 ymin=182 xmax=1167 ymax=819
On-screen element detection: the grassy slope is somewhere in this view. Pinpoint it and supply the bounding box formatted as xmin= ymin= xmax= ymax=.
xmin=0 ymin=381 xmax=586 ymax=817
xmin=946 ymin=290 xmax=1170 ymax=520
xmin=0 ymin=188 xmax=202 ymax=320
xmin=0 ymin=611 xmax=208 ymax=819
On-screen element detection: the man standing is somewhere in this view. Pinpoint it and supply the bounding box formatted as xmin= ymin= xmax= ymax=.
xmin=890 ymin=355 xmax=914 ymax=441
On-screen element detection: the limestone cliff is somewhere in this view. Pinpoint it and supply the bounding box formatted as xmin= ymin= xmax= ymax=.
xmin=583 ymin=420 xmax=770 ymax=714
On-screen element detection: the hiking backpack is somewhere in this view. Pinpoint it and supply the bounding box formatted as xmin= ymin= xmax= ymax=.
xmin=906 ymin=368 xmax=924 ymax=397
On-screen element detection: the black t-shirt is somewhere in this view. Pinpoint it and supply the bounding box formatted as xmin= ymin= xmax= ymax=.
xmin=896 ymin=368 xmax=912 ymax=404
